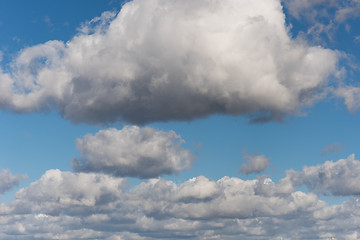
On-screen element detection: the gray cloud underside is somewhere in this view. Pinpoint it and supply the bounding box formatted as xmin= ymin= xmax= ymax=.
xmin=0 ymin=169 xmax=27 ymax=196
xmin=3 ymin=155 xmax=360 ymax=240
xmin=0 ymin=0 xmax=338 ymax=124
xmin=72 ymin=126 xmax=195 ymax=178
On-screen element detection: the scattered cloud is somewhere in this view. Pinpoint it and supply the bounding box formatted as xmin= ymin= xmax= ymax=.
xmin=0 ymin=0 xmax=338 ymax=124
xmin=334 ymin=87 xmax=360 ymax=113
xmin=282 ymin=154 xmax=360 ymax=196
xmin=1 ymin=163 xmax=360 ymax=239
xmin=44 ymin=16 xmax=53 ymax=27
xmin=282 ymin=0 xmax=360 ymax=45
xmin=239 ymin=152 xmax=269 ymax=174
xmin=0 ymin=169 xmax=27 ymax=196
xmin=72 ymin=126 xmax=195 ymax=178
xmin=282 ymin=0 xmax=360 ymax=23
xmin=321 ymin=142 xmax=344 ymax=156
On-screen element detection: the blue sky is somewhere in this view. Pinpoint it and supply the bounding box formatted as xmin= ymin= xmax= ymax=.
xmin=1 ymin=0 xmax=360 ymax=239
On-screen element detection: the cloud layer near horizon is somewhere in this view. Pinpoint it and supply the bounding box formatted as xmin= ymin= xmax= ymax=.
xmin=0 ymin=0 xmax=338 ymax=124
xmin=3 ymin=155 xmax=360 ymax=240
xmin=72 ymin=126 xmax=195 ymax=178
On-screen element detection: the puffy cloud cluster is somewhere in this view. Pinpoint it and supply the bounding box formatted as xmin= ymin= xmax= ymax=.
xmin=0 ymin=0 xmax=338 ymax=124
xmin=72 ymin=126 xmax=195 ymax=178
xmin=239 ymin=152 xmax=269 ymax=174
xmin=1 ymin=166 xmax=360 ymax=239
xmin=283 ymin=154 xmax=360 ymax=196
xmin=0 ymin=169 xmax=27 ymax=196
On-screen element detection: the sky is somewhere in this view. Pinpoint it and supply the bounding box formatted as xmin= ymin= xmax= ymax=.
xmin=1 ymin=0 xmax=360 ymax=239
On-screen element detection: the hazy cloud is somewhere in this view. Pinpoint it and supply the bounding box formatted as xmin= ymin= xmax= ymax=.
xmin=282 ymin=0 xmax=360 ymax=23
xmin=72 ymin=126 xmax=195 ymax=178
xmin=334 ymin=86 xmax=360 ymax=113
xmin=239 ymin=152 xmax=269 ymax=174
xmin=0 ymin=0 xmax=338 ymax=124
xmin=0 ymin=169 xmax=27 ymax=196
xmin=321 ymin=142 xmax=344 ymax=155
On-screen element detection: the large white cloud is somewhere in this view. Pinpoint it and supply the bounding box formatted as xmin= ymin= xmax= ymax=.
xmin=0 ymin=0 xmax=338 ymax=124
xmin=2 ymin=167 xmax=360 ymax=239
xmin=72 ymin=126 xmax=195 ymax=178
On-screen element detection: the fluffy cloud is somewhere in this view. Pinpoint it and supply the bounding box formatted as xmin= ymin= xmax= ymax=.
xmin=2 ymin=167 xmax=360 ymax=239
xmin=72 ymin=126 xmax=195 ymax=178
xmin=239 ymin=152 xmax=269 ymax=174
xmin=0 ymin=169 xmax=27 ymax=196
xmin=0 ymin=170 xmax=324 ymax=239
xmin=8 ymin=169 xmax=128 ymax=215
xmin=283 ymin=154 xmax=360 ymax=196
xmin=0 ymin=0 xmax=338 ymax=124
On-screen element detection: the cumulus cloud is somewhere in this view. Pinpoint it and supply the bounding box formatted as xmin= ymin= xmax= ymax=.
xmin=239 ymin=152 xmax=269 ymax=174
xmin=0 ymin=0 xmax=338 ymax=124
xmin=0 ymin=169 xmax=27 ymax=196
xmin=0 ymin=169 xmax=330 ymax=239
xmin=11 ymin=169 xmax=128 ymax=215
xmin=2 ymin=167 xmax=360 ymax=239
xmin=282 ymin=154 xmax=360 ymax=196
xmin=72 ymin=126 xmax=195 ymax=178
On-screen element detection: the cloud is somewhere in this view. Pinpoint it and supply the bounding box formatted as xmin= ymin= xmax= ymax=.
xmin=239 ymin=152 xmax=269 ymax=174
xmin=282 ymin=154 xmax=360 ymax=196
xmin=72 ymin=126 xmax=195 ymax=178
xmin=282 ymin=0 xmax=360 ymax=23
xmin=282 ymin=0 xmax=360 ymax=46
xmin=10 ymin=169 xmax=128 ymax=215
xmin=334 ymin=86 xmax=360 ymax=113
xmin=0 ymin=169 xmax=27 ymax=196
xmin=0 ymin=0 xmax=338 ymax=124
xmin=282 ymin=0 xmax=335 ymax=20
xmin=3 ymin=167 xmax=360 ymax=239
xmin=0 ymin=170 xmax=325 ymax=239
xmin=321 ymin=142 xmax=344 ymax=155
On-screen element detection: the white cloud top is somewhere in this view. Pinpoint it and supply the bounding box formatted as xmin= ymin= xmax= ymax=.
xmin=72 ymin=126 xmax=195 ymax=178
xmin=0 ymin=0 xmax=338 ymax=124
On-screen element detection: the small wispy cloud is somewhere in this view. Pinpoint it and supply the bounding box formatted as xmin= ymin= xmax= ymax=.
xmin=44 ymin=15 xmax=53 ymax=27
xmin=321 ymin=142 xmax=344 ymax=156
